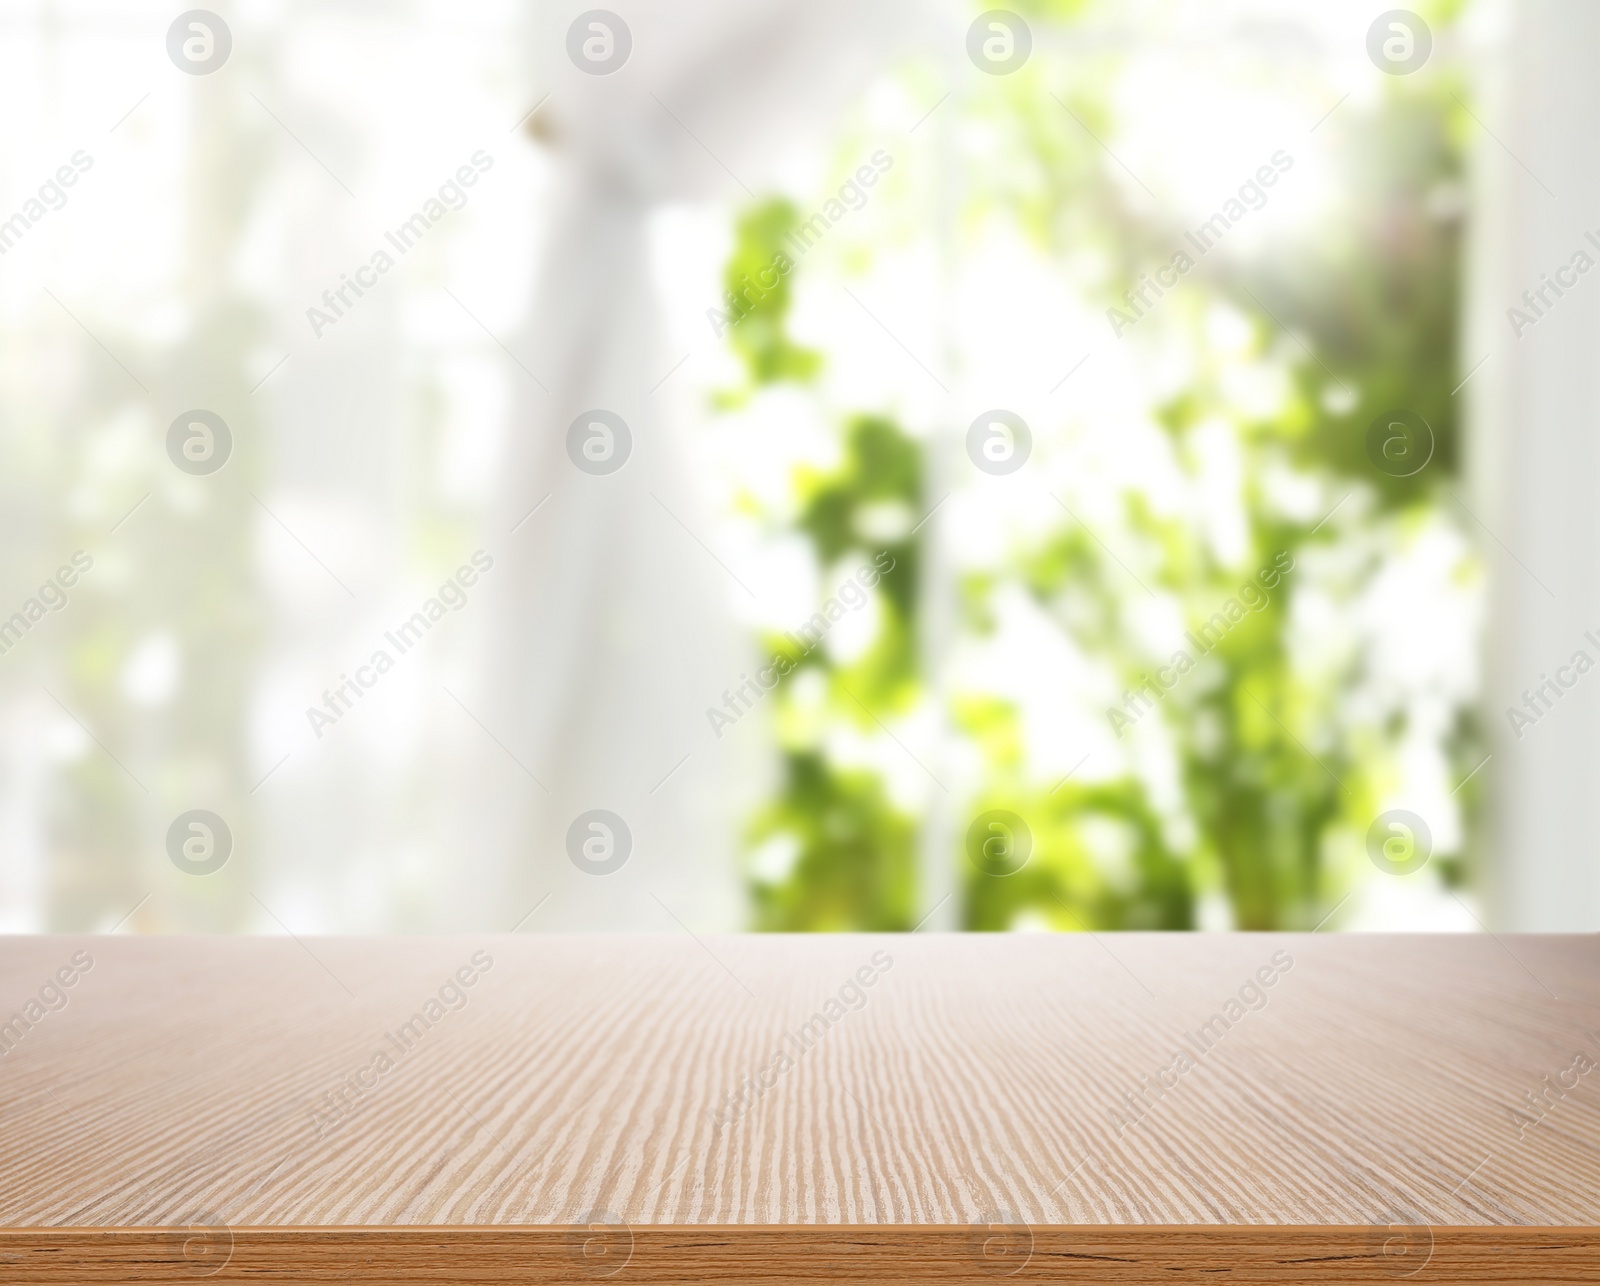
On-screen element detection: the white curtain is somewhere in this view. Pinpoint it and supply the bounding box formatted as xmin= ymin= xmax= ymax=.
xmin=1474 ymin=0 xmax=1600 ymax=929
xmin=443 ymin=0 xmax=925 ymax=930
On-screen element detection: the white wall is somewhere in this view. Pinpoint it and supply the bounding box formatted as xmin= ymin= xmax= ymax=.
xmin=1474 ymin=0 xmax=1600 ymax=929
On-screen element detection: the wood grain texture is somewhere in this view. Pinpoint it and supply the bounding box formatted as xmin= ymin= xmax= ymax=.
xmin=1 ymin=1226 xmax=1598 ymax=1284
xmin=1 ymin=933 xmax=1597 ymax=1282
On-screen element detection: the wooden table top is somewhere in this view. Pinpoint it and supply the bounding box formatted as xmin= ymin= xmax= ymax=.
xmin=1 ymin=932 xmax=1597 ymax=1282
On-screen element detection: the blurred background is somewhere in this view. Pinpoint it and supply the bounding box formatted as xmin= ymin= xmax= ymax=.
xmin=0 ymin=0 xmax=1592 ymax=936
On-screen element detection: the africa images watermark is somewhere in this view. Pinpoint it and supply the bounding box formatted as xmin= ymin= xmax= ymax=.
xmin=1106 ymin=551 xmax=1295 ymax=738
xmin=1505 ymin=228 xmax=1600 ymax=340
xmin=306 ymin=551 xmax=493 ymax=738
xmin=1503 ymin=625 xmax=1600 ymax=741
xmin=1509 ymin=1030 xmax=1599 ymax=1139
xmin=1113 ymin=948 xmax=1295 ymax=1136
xmin=0 ymin=551 xmax=94 ymax=659
xmin=0 ymin=949 xmax=95 ymax=1059
xmin=0 ymin=151 xmax=94 ymax=257
xmin=1108 ymin=149 xmax=1295 ymax=338
xmin=707 ymin=948 xmax=894 ymax=1131
xmin=308 ymin=949 xmax=494 ymax=1137
xmin=706 ymin=150 xmax=895 ymax=339
xmin=706 ymin=551 xmax=894 ymax=739
xmin=306 ymin=150 xmax=494 ymax=339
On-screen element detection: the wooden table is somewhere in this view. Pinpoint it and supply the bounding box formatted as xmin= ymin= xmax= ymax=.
xmin=1 ymin=933 xmax=1596 ymax=1282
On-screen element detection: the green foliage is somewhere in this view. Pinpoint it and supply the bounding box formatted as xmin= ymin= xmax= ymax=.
xmin=795 ymin=415 xmax=921 ymax=627
xmin=718 ymin=0 xmax=1479 ymax=934
xmin=718 ymin=199 xmax=924 ymax=928
xmin=746 ymin=753 xmax=917 ymax=931
xmin=743 ymin=415 xmax=923 ymax=930
xmin=956 ymin=695 xmax=1193 ymax=930
xmin=1241 ymin=92 xmax=1467 ymax=506
xmin=716 ymin=199 xmax=821 ymax=396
